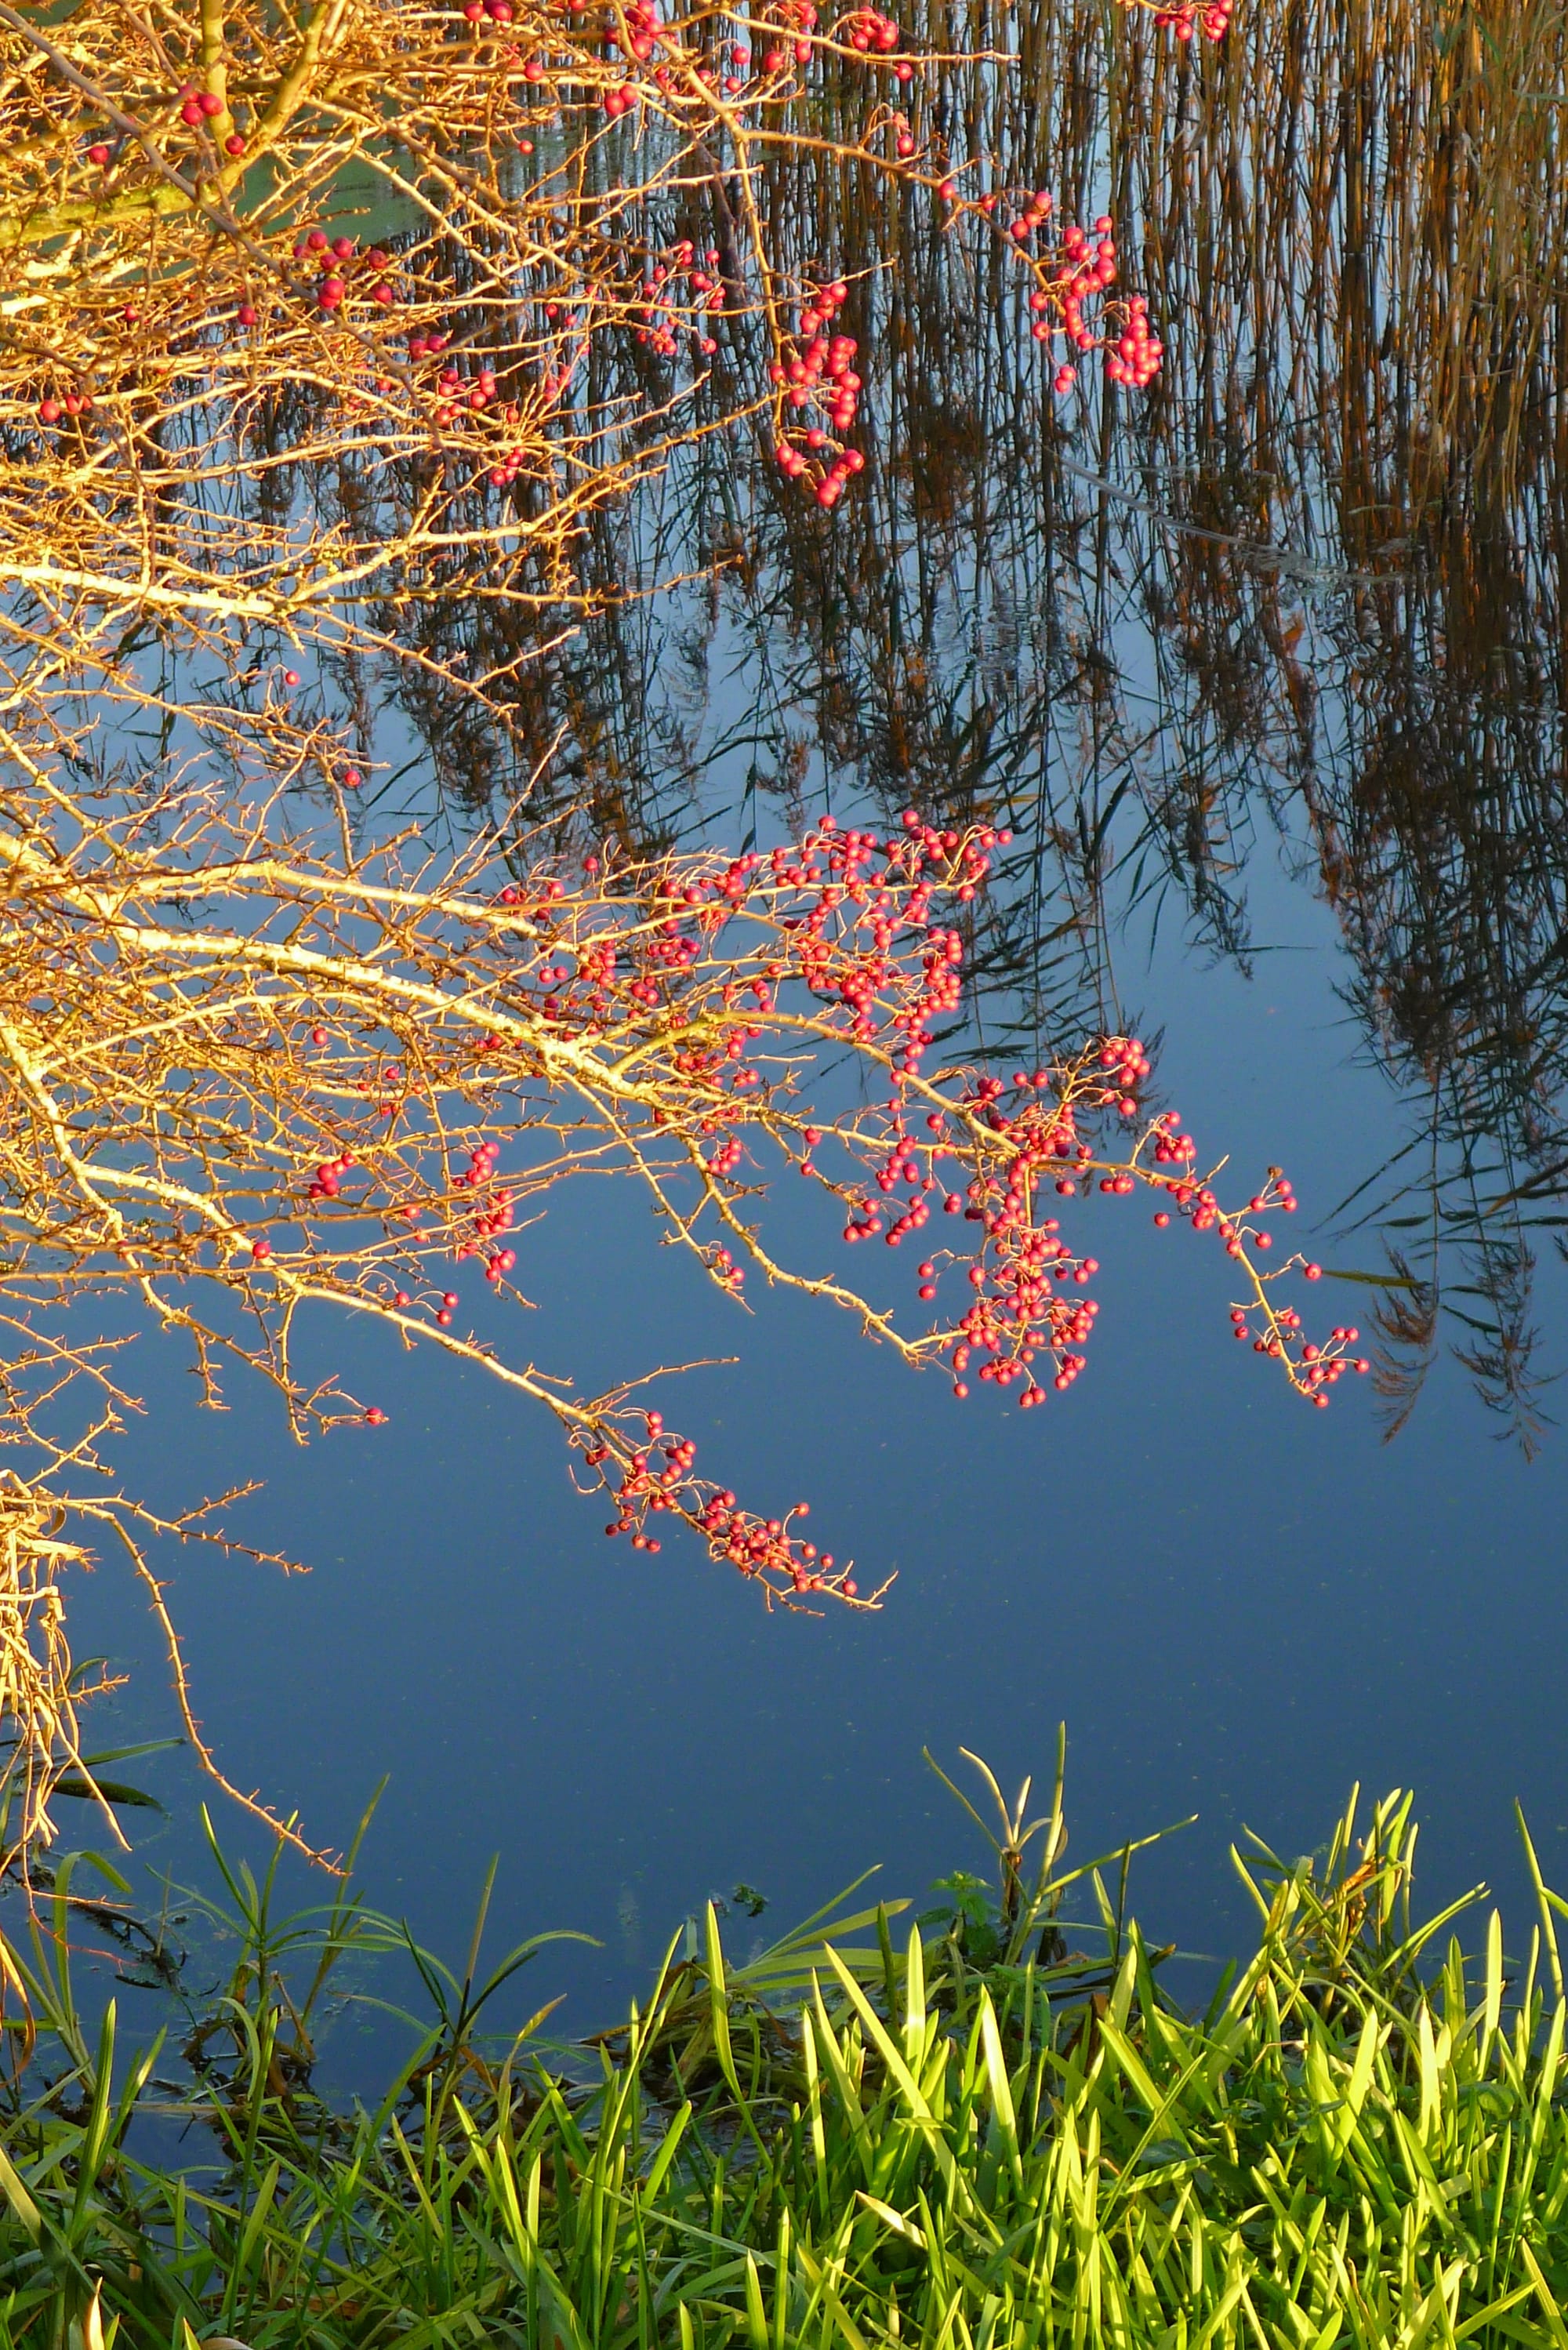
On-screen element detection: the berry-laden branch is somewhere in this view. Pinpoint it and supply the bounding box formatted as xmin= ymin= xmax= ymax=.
xmin=0 ymin=783 xmax=1361 ymax=1666
xmin=0 ymin=0 xmax=1204 ymax=710
xmin=0 ymin=0 xmax=1244 ymax=1864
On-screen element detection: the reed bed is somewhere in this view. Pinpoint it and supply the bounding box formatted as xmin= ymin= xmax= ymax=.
xmin=7 ymin=1760 xmax=1568 ymax=2345
xmin=497 ymin=0 xmax=1568 ymax=1438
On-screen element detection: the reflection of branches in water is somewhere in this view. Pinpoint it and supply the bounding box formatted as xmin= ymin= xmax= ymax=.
xmin=232 ymin=0 xmax=1568 ymax=1433
xmin=1448 ymin=1238 xmax=1549 ymax=1458
xmin=1302 ymin=529 xmax=1564 ymax=1440
xmin=366 ymin=0 xmax=1568 ymax=1437
xmin=1069 ymin=0 xmax=1568 ymax=1437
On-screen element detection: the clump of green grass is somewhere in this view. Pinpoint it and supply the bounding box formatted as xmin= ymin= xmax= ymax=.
xmin=5 ymin=1744 xmax=1568 ymax=2348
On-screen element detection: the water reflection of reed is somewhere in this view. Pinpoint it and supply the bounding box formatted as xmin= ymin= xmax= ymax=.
xmin=1123 ymin=0 xmax=1568 ymax=1441
xmin=376 ymin=0 xmax=1568 ymax=1436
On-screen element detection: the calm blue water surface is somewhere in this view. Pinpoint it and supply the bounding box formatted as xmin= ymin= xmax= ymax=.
xmin=82 ymin=792 xmax=1568 ymax=2068
xmin=59 ymin=41 xmax=1568 ymax=2045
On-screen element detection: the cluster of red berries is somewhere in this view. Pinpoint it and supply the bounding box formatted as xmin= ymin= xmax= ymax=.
xmin=698 ymin=1491 xmax=854 ymax=1596
xmin=170 ymin=81 xmax=247 ymax=155
xmin=1229 ymin=1305 xmax=1370 ymax=1400
xmin=605 ymin=0 xmax=662 ymax=58
xmin=1135 ymin=1147 xmax=1365 ymax=1399
xmin=1009 ymin=187 xmax=1056 ymax=246
xmin=1100 ymin=1033 xmax=1152 ymax=1098
xmin=590 ymin=0 xmax=679 ymax=102
xmin=820 ymin=1032 xmax=1350 ymax=1409
xmin=837 ymin=1052 xmax=1104 ymax=1400
xmin=1049 ymin=217 xmax=1161 ymax=391
xmin=449 ymin=1138 xmax=519 ymax=1282
xmin=479 ymin=0 xmax=778 ymax=102
xmin=708 ymin=1242 xmax=744 ymax=1288
xmin=1061 ymin=221 xmax=1117 ymax=314
xmin=401 ymin=332 xmax=542 ymax=479
xmin=1149 ymin=0 xmax=1232 ymax=38
xmin=246 ymin=814 xmax=1360 ymax=1602
xmin=1155 ymin=1158 xmax=1290 ymax=1249
xmin=176 ymin=82 xmax=223 ymax=128
xmin=1105 ymin=297 xmax=1161 ymax=387
xmin=575 ymin=1410 xmax=861 ymax=1604
xmin=838 ymin=5 xmax=913 ymax=71
xmin=760 ymin=0 xmax=820 ymax=68
xmin=289 ymin=227 xmax=394 ymax=314
xmin=843 ymin=6 xmax=901 ymax=49
xmin=928 ymin=185 xmax=1161 ymax=403
xmin=634 ymin=243 xmax=725 ymax=361
xmin=944 ymin=1206 xmax=1102 ymax=1402
xmin=770 ymin=281 xmax=866 ymax=507
xmin=304 ymin=1148 xmax=355 ymax=1201
xmin=35 ymin=388 xmax=93 ymax=425
xmin=431 ymin=358 xmax=498 ymax=424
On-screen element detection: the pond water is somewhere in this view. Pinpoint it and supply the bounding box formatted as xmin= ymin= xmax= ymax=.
xmin=75 ymin=0 xmax=1568 ymax=2060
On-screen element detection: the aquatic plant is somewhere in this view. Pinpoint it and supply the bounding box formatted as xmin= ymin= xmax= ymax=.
xmin=0 ymin=1757 xmax=1563 ymax=2347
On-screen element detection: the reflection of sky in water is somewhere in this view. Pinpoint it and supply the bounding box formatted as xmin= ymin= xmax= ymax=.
xmin=83 ymin=745 xmax=1566 ymax=2075
xmin=27 ymin=0 xmax=1565 ymax=2083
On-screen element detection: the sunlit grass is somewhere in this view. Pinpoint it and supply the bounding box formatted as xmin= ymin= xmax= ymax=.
xmin=3 ymin=1753 xmax=1568 ymax=2345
